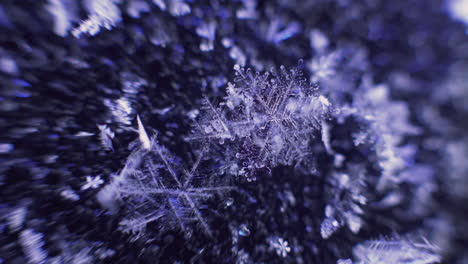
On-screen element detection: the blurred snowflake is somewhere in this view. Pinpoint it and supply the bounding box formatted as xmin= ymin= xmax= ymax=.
xmin=268 ymin=236 xmax=291 ymax=258
xmin=113 ymin=121 xmax=235 ymax=237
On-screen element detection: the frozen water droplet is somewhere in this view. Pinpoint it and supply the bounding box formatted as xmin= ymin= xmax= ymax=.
xmin=238 ymin=224 xmax=250 ymax=236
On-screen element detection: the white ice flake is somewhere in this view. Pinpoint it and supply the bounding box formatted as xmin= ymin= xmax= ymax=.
xmin=61 ymin=189 xmax=80 ymax=201
xmin=168 ymin=0 xmax=191 ymax=16
xmin=309 ymin=52 xmax=340 ymax=81
xmin=321 ymin=217 xmax=340 ymax=239
xmin=353 ymin=236 xmax=441 ymax=264
xmin=8 ymin=207 xmax=27 ymax=232
xmin=81 ymin=175 xmax=104 ymax=191
xmin=72 ymin=0 xmax=122 ymax=37
xmin=137 ymin=115 xmax=151 ymax=150
xmin=74 ymin=131 xmax=94 ymax=137
xmin=98 ymin=124 xmax=115 ymax=151
xmin=269 ymin=237 xmax=291 ymax=257
xmin=152 ymin=0 xmax=166 ymax=10
xmin=310 ymin=29 xmax=329 ymax=53
xmin=19 ymin=229 xmax=48 ymax=264
xmin=236 ymin=0 xmax=257 ymax=19
xmin=47 ymin=0 xmax=73 ymax=37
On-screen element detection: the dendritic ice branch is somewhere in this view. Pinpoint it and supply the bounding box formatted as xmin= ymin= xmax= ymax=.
xmin=187 ymin=63 xmax=333 ymax=180
xmin=351 ymin=235 xmax=441 ymax=264
xmin=72 ymin=0 xmax=122 ymax=37
xmin=350 ymin=82 xmax=421 ymax=191
xmin=321 ymin=165 xmax=367 ymax=239
xmin=113 ymin=128 xmax=235 ymax=238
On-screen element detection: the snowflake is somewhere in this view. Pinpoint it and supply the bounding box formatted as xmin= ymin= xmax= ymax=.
xmin=236 ymin=0 xmax=257 ymax=19
xmin=236 ymin=249 xmax=251 ymax=264
xmin=98 ymin=124 xmax=114 ymax=151
xmin=168 ymin=0 xmax=191 ymax=16
xmin=308 ymin=51 xmax=340 ymax=82
xmin=321 ymin=166 xmax=367 ymax=239
xmin=196 ymin=21 xmax=216 ymax=51
xmin=81 ymin=175 xmax=104 ymax=191
xmin=349 ymin=82 xmax=420 ymax=190
xmin=8 ymin=207 xmax=27 ymax=232
xmin=262 ymin=17 xmax=300 ymax=44
xmin=47 ymin=0 xmax=73 ymax=37
xmin=19 ymin=229 xmax=48 ymax=264
xmin=187 ymin=63 xmax=332 ymax=179
xmin=116 ymin=120 xmax=235 ymax=237
xmin=61 ymin=189 xmax=80 ymax=201
xmin=72 ymin=0 xmax=122 ymax=37
xmin=352 ymin=235 xmax=441 ymax=264
xmin=269 ymin=236 xmax=291 ymax=257
xmin=104 ymin=97 xmax=135 ymax=126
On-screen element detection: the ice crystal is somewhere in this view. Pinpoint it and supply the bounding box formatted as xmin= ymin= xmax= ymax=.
xmin=81 ymin=175 xmax=104 ymax=191
xmin=351 ymin=82 xmax=421 ymax=190
xmin=137 ymin=115 xmax=151 ymax=150
xmin=8 ymin=206 xmax=27 ymax=232
xmin=168 ymin=0 xmax=191 ymax=16
xmin=126 ymin=0 xmax=150 ymax=18
xmin=263 ymin=18 xmax=301 ymax=44
xmin=72 ymin=0 xmax=122 ymax=37
xmin=116 ymin=132 xmax=235 ymax=237
xmin=104 ymin=97 xmax=135 ymax=126
xmin=353 ymin=236 xmax=441 ymax=264
xmin=97 ymin=124 xmax=114 ymax=151
xmin=321 ymin=166 xmax=367 ymax=238
xmin=3 ymin=0 xmax=464 ymax=262
xmin=236 ymin=0 xmax=258 ymax=19
xmin=269 ymin=236 xmax=291 ymax=258
xmin=187 ymin=63 xmax=332 ymax=179
xmin=19 ymin=229 xmax=48 ymax=264
xmin=310 ymin=29 xmax=329 ymax=54
xmin=60 ymin=189 xmax=80 ymax=201
xmin=47 ymin=0 xmax=73 ymax=37
xmin=236 ymin=249 xmax=252 ymax=264
xmin=309 ymin=52 xmax=340 ymax=82
xmin=196 ymin=21 xmax=216 ymax=52
xmin=320 ymin=216 xmax=340 ymax=239
xmin=152 ymin=0 xmax=166 ymax=11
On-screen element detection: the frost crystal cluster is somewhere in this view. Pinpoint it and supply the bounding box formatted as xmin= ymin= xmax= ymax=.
xmin=2 ymin=0 xmax=467 ymax=263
